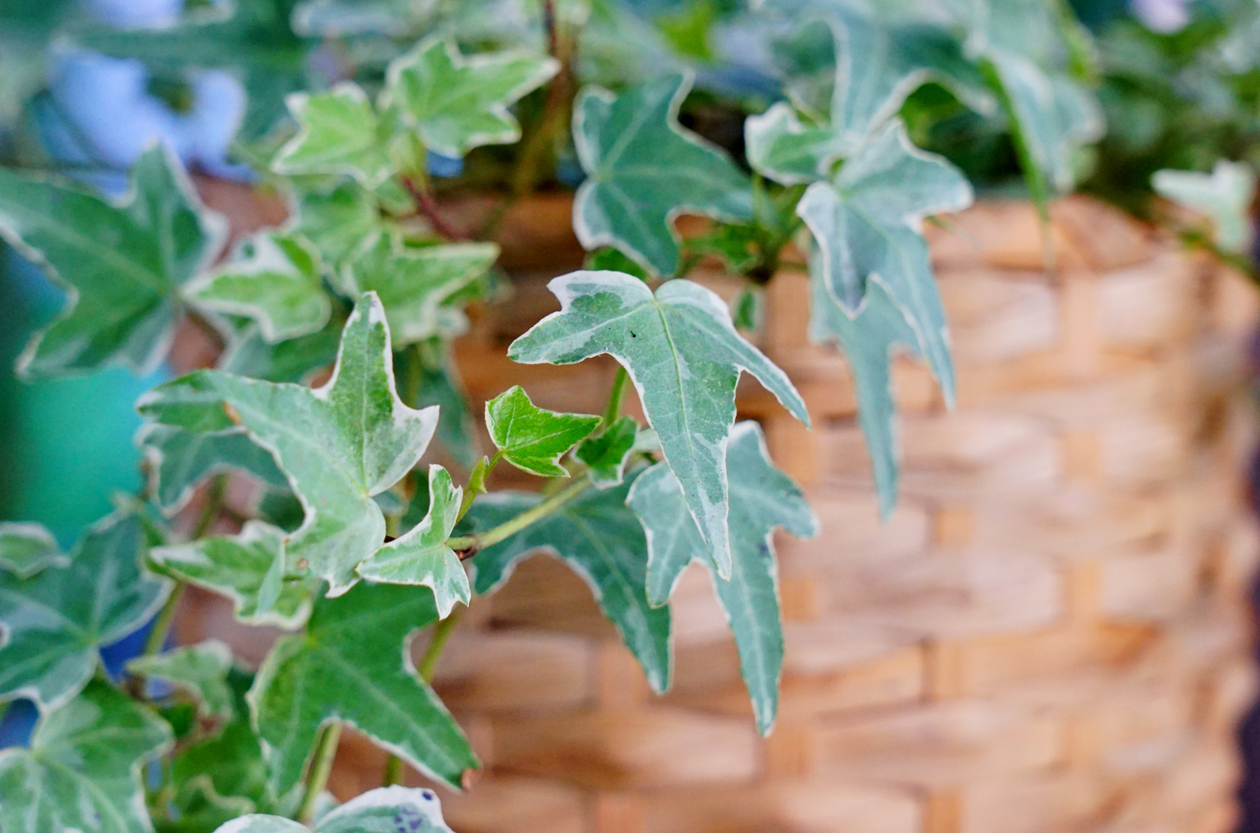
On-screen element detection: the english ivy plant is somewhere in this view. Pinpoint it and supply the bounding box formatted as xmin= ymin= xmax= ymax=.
xmin=0 ymin=1 xmax=1104 ymax=829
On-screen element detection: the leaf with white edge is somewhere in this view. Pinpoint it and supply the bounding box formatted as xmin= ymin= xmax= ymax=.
xmin=0 ymin=680 xmax=172 ymax=833
xmin=341 ymin=235 xmax=499 ymax=346
xmin=219 ymin=319 xmax=343 ymax=385
xmin=150 ymin=521 xmax=313 ymax=628
xmin=382 ymin=35 xmax=558 ymax=157
xmin=138 ymin=293 xmax=439 ymax=596
xmin=1154 ymin=161 xmax=1257 ymax=254
xmin=810 ymin=272 xmax=922 ymax=517
xmin=745 ymin=101 xmax=848 ymax=185
xmin=188 ymin=233 xmax=332 ymax=343
xmin=464 ymin=472 xmax=671 ymax=692
xmin=0 ymin=522 xmax=65 ymax=578
xmin=0 ymin=144 xmax=226 ymax=377
xmin=356 ymin=466 xmax=469 ymax=618
xmin=215 ymin=786 xmax=454 ymax=833
xmin=293 ymin=182 xmax=382 ymax=267
xmin=575 ymin=415 xmax=639 ymax=487
xmin=508 ymin=271 xmax=808 ymax=579
xmin=485 ymin=385 xmax=601 ymax=478
xmin=573 ymin=73 xmax=753 ymax=276
xmin=127 ymin=640 xmax=235 ymax=719
xmin=628 ymin=422 xmax=816 ymax=734
xmin=248 ymin=582 xmax=477 ymax=794
xmin=138 ymin=424 xmax=289 ymax=515
xmin=272 ymin=84 xmax=396 ymax=187
xmin=0 ymin=512 xmax=170 ymax=711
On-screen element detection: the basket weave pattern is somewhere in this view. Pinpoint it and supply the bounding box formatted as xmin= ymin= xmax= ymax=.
xmin=320 ymin=197 xmax=1260 ymax=833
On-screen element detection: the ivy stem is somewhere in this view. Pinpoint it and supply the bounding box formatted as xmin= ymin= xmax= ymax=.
xmin=447 ymin=472 xmax=591 ymax=555
xmin=401 ymin=174 xmax=467 ymax=241
xmin=297 ymin=723 xmax=343 ymax=824
xmin=600 ymin=367 xmax=629 ymax=429
xmin=382 ymin=607 xmax=463 ymax=786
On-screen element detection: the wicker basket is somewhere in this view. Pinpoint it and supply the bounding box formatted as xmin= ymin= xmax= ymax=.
xmin=192 ymin=188 xmax=1260 ymax=833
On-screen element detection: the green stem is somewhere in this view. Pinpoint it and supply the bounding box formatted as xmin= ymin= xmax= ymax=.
xmin=447 ymin=472 xmax=591 ymax=553
xmin=143 ymin=584 xmax=185 ymax=658
xmin=382 ymin=608 xmax=463 ymax=786
xmin=600 ymin=367 xmax=629 ymax=429
xmin=297 ymin=723 xmax=343 ymax=824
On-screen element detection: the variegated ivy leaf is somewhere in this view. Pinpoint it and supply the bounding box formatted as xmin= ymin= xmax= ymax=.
xmin=628 ymin=422 xmax=816 ymax=734
xmin=0 ymin=679 xmax=172 ymax=833
xmin=0 ymin=512 xmax=170 ymax=711
xmin=272 ymin=84 xmax=398 ymax=187
xmin=138 ymin=424 xmax=288 ymax=515
xmin=572 ymin=73 xmax=753 ymax=277
xmin=382 ymin=35 xmax=559 ymax=158
xmin=510 ymin=271 xmax=808 ymax=579
xmin=356 ymin=465 xmax=469 ymax=618
xmin=485 ymin=385 xmax=601 ymax=478
xmin=575 ymin=415 xmax=640 ymax=487
xmin=341 ymin=234 xmax=499 ymax=346
xmin=139 ymin=293 xmax=439 ymax=595
xmin=249 ymin=582 xmax=477 ymax=795
xmin=397 ymin=343 xmax=481 ymax=470
xmin=0 ymin=522 xmax=65 ymax=578
xmin=1153 ymin=161 xmax=1257 ymax=255
xmin=292 ymin=182 xmax=381 ymax=268
xmin=745 ymin=102 xmax=849 ymax=186
xmin=464 ymin=471 xmax=671 ymax=692
xmin=187 ymin=232 xmax=332 ymax=343
xmin=810 ymin=272 xmax=923 ymax=517
xmin=0 ymin=144 xmax=225 ymax=377
xmin=214 ymin=786 xmax=454 ymax=833
xmin=127 ymin=640 xmax=235 ymax=720
xmin=219 ymin=318 xmax=343 ymax=385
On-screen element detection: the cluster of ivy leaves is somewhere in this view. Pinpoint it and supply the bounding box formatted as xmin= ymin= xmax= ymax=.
xmin=0 ymin=1 xmax=1103 ymax=831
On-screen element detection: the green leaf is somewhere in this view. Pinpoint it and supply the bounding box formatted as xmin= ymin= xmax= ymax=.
xmin=219 ymin=319 xmax=343 ymax=385
xmin=0 ymin=512 xmax=170 ymax=711
xmin=396 ymin=344 xmax=481 ymax=470
xmin=0 ymin=145 xmax=225 ymax=377
xmin=485 ymin=385 xmax=601 ymax=478
xmin=138 ymin=293 xmax=439 ymax=595
xmin=627 ymin=422 xmax=816 ymax=734
xmin=188 ymin=233 xmax=332 ymax=343
xmin=0 ymin=522 xmax=65 ymax=578
xmin=273 ymin=84 xmax=396 ymax=186
xmin=127 ymin=640 xmax=235 ymax=720
xmin=1153 ymin=161 xmax=1257 ymax=254
xmin=213 ymin=786 xmax=455 ymax=833
xmin=0 ymin=679 xmax=172 ymax=833
xmin=584 ymin=247 xmax=650 ymax=280
xmin=138 ymin=424 xmax=289 ymax=515
xmin=809 ymin=273 xmax=922 ymax=517
xmin=248 ymin=582 xmax=477 ymax=794
xmin=382 ymin=35 xmax=559 ymax=157
xmin=572 ymin=73 xmax=753 ymax=276
xmin=355 ymin=466 xmax=470 ymax=618
xmin=292 ymin=182 xmax=381 ymax=268
xmin=574 ymin=415 xmax=639 ymax=487
xmin=150 ymin=521 xmax=313 ymax=628
xmin=745 ymin=101 xmax=849 ymax=185
xmin=464 ymin=472 xmax=671 ymax=692
xmin=508 ymin=271 xmax=808 ymax=579
xmin=341 ymin=235 xmax=499 ymax=346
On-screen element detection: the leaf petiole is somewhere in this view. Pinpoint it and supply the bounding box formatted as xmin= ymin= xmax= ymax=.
xmin=447 ymin=471 xmax=592 ymax=555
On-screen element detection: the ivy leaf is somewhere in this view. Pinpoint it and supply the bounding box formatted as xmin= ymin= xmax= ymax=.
xmin=341 ymin=235 xmax=499 ymax=346
xmin=574 ymin=415 xmax=639 ymax=487
xmin=272 ymin=84 xmax=396 ymax=186
xmin=355 ymin=466 xmax=470 ymax=618
xmin=127 ymin=640 xmax=235 ymax=720
xmin=810 ymin=273 xmax=922 ymax=517
xmin=0 ymin=144 xmax=225 ymax=377
xmin=292 ymin=182 xmax=381 ymax=268
xmin=219 ymin=319 xmax=343 ymax=385
xmin=138 ymin=293 xmax=439 ymax=595
xmin=188 ymin=233 xmax=332 ymax=343
xmin=0 ymin=679 xmax=172 ymax=833
xmin=382 ymin=35 xmax=559 ymax=158
xmin=508 ymin=271 xmax=808 ymax=579
xmin=249 ymin=582 xmax=477 ymax=794
xmin=745 ymin=101 xmax=849 ymax=185
xmin=0 ymin=522 xmax=65 ymax=578
xmin=151 ymin=521 xmax=313 ymax=628
xmin=396 ymin=344 xmax=481 ymax=470
xmin=572 ymin=73 xmax=753 ymax=276
xmin=214 ymin=786 xmax=455 ymax=833
xmin=464 ymin=473 xmax=672 ymax=692
xmin=0 ymin=512 xmax=170 ymax=711
xmin=628 ymin=422 xmax=816 ymax=734
xmin=1153 ymin=161 xmax=1257 ymax=254
xmin=138 ymin=424 xmax=289 ymax=515
xmin=485 ymin=385 xmax=601 ymax=478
